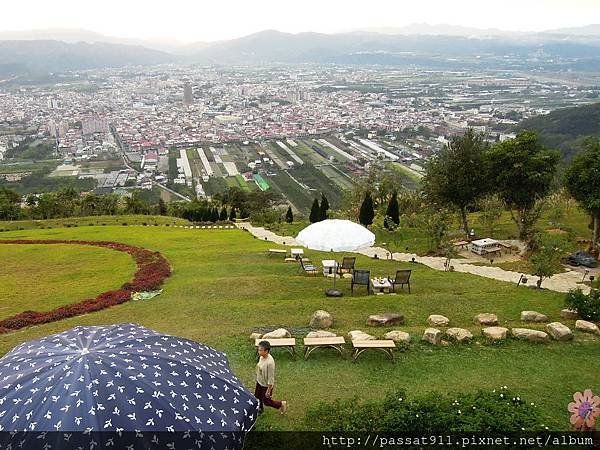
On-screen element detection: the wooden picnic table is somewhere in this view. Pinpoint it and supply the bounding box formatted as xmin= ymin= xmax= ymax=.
xmin=351 ymin=340 xmax=396 ymax=363
xmin=268 ymin=248 xmax=287 ymax=257
xmin=303 ymin=337 xmax=345 ymax=360
xmin=255 ymin=338 xmax=296 ymax=359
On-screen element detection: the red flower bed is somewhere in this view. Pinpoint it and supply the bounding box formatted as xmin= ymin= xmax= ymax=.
xmin=0 ymin=240 xmax=171 ymax=333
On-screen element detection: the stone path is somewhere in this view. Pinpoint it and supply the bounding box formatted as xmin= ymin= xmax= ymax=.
xmin=235 ymin=222 xmax=590 ymax=294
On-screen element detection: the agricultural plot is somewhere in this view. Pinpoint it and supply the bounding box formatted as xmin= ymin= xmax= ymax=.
xmin=289 ymin=163 xmax=344 ymax=208
xmin=253 ymin=174 xmax=270 ymax=191
xmin=293 ymin=140 xmax=329 ymax=165
xmin=266 ymin=170 xmax=313 ymax=214
xmin=317 ymin=164 xmax=355 ymax=191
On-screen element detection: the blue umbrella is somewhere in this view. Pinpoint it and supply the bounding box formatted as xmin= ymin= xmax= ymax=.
xmin=0 ymin=323 xmax=259 ymax=449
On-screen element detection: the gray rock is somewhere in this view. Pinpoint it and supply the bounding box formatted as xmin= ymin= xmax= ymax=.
xmin=474 ymin=313 xmax=498 ymax=326
xmin=511 ymin=328 xmax=549 ymax=343
xmin=545 ymin=322 xmax=573 ymax=341
xmin=482 ymin=326 xmax=509 ymax=340
xmin=262 ymin=328 xmax=291 ymax=339
xmin=384 ymin=331 xmax=411 ymax=344
xmin=250 ymin=332 xmax=262 ymax=340
xmin=446 ymin=327 xmax=473 ymax=342
xmin=366 ymin=313 xmax=404 ymax=327
xmin=575 ymin=320 xmax=600 ymax=335
xmin=520 ymin=311 xmax=548 ymax=322
xmin=310 ymin=310 xmax=333 ymax=329
xmin=427 ymin=314 xmax=450 ymax=327
xmin=306 ymin=330 xmax=337 ymax=338
xmin=561 ymin=309 xmax=579 ymax=320
xmin=348 ymin=330 xmax=376 ymax=341
xmin=422 ymin=328 xmax=442 ymax=345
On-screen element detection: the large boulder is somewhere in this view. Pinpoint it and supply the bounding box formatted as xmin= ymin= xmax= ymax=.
xmin=262 ymin=328 xmax=291 ymax=339
xmin=422 ymin=328 xmax=442 ymax=345
xmin=474 ymin=313 xmax=498 ymax=326
xmin=545 ymin=322 xmax=574 ymax=341
xmin=446 ymin=327 xmax=473 ymax=343
xmin=560 ymin=309 xmax=579 ymax=320
xmin=427 ymin=315 xmax=450 ymax=327
xmin=385 ymin=330 xmax=411 ymax=344
xmin=511 ymin=328 xmax=550 ymax=343
xmin=520 ymin=311 xmax=548 ymax=322
xmin=348 ymin=330 xmax=376 ymax=341
xmin=306 ymin=330 xmax=337 ymax=338
xmin=575 ymin=320 xmax=600 ymax=335
xmin=482 ymin=326 xmax=508 ymax=340
xmin=366 ymin=313 xmax=404 ymax=327
xmin=310 ymin=310 xmax=334 ymax=329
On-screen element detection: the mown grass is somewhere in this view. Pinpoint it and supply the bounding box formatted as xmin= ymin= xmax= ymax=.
xmin=0 ymin=244 xmax=135 ymax=318
xmin=0 ymin=224 xmax=597 ymax=431
xmin=0 ymin=215 xmax=192 ymax=232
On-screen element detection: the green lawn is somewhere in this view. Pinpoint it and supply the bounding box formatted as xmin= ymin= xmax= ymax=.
xmin=0 ymin=244 xmax=135 ymax=318
xmin=0 ymin=224 xmax=597 ymax=432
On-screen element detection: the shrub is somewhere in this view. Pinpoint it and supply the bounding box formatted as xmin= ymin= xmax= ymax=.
xmin=565 ymin=288 xmax=600 ymax=321
xmin=304 ymin=387 xmax=544 ymax=433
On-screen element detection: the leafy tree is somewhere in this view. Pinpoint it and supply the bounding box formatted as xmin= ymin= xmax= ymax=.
xmin=219 ymin=207 xmax=228 ymax=221
xmin=565 ymin=138 xmax=600 ymax=249
xmin=285 ymin=206 xmax=294 ymax=223
xmin=422 ymin=129 xmax=489 ymax=237
xmin=309 ymin=198 xmax=320 ymax=223
xmin=124 ymin=191 xmax=150 ymax=215
xmin=384 ymin=190 xmax=400 ymax=229
xmin=358 ymin=192 xmax=375 ymax=227
xmin=486 ymin=131 xmax=560 ymax=241
xmin=529 ymin=234 xmax=568 ymax=288
xmin=319 ymin=194 xmax=330 ymax=221
xmin=0 ymin=187 xmax=21 ymax=220
xmin=476 ymin=195 xmax=504 ymax=237
xmin=229 ymin=207 xmax=236 ymax=221
xmin=157 ymin=198 xmax=167 ymax=216
xmin=418 ymin=208 xmax=451 ymax=254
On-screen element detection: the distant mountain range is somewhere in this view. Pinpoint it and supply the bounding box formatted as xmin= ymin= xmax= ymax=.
xmin=1 ymin=25 xmax=600 ymax=76
xmin=0 ymin=40 xmax=173 ymax=77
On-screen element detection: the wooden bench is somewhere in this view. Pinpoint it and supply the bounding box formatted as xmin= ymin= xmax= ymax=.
xmin=351 ymin=340 xmax=396 ymax=363
xmin=303 ymin=337 xmax=345 ymax=360
xmin=268 ymin=249 xmax=287 ymax=258
xmin=255 ymin=338 xmax=296 ymax=359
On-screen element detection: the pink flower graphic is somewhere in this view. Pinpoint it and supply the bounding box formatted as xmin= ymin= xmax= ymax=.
xmin=568 ymin=389 xmax=600 ymax=431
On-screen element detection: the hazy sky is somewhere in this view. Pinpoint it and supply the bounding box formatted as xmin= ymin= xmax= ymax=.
xmin=2 ymin=0 xmax=599 ymax=42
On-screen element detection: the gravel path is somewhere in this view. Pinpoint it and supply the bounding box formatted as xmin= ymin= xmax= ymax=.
xmin=236 ymin=222 xmax=591 ymax=294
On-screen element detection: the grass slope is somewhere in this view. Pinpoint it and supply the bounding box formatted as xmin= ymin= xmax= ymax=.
xmin=0 ymin=243 xmax=135 ymax=318
xmin=0 ymin=225 xmax=597 ymax=431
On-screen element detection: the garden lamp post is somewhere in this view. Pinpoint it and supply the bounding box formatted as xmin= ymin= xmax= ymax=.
xmin=582 ymin=269 xmax=590 ymax=283
xmin=517 ymin=274 xmax=528 ymax=287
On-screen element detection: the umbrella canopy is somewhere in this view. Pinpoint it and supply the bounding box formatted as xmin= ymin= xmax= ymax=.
xmin=296 ymin=219 xmax=375 ymax=252
xmin=0 ymin=323 xmax=259 ymax=449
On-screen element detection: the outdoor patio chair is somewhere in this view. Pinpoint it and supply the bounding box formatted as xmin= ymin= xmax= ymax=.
xmin=299 ymin=258 xmax=319 ymax=276
xmin=388 ymin=269 xmax=412 ymax=293
xmin=351 ymin=269 xmax=371 ymax=295
xmin=337 ymin=256 xmax=356 ymax=276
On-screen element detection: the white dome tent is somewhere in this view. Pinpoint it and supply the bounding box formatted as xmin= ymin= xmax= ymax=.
xmin=296 ymin=219 xmax=375 ymax=252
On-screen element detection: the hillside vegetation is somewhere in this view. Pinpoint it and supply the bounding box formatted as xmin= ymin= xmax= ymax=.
xmin=517 ymin=102 xmax=600 ymax=160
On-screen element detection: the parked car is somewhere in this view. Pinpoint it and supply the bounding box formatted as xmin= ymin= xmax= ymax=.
xmin=567 ymin=251 xmax=599 ymax=268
